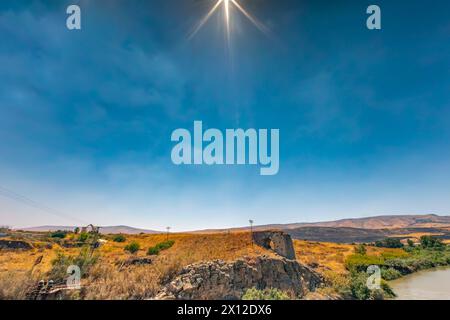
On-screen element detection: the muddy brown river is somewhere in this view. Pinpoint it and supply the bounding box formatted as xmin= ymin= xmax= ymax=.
xmin=390 ymin=267 xmax=450 ymax=300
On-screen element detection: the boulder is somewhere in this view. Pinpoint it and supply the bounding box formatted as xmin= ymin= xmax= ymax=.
xmin=252 ymin=231 xmax=296 ymax=260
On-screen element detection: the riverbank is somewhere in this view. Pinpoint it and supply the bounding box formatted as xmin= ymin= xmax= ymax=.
xmin=322 ymin=237 xmax=450 ymax=300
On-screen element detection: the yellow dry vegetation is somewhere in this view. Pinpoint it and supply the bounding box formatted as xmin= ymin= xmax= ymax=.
xmin=293 ymin=240 xmax=407 ymax=274
xmin=0 ymin=232 xmax=275 ymax=299
xmin=0 ymin=231 xmax=411 ymax=299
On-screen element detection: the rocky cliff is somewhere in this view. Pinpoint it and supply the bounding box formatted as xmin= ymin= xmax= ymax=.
xmin=156 ymin=256 xmax=322 ymax=300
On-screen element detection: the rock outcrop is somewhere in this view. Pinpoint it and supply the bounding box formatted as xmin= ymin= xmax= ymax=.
xmin=156 ymin=256 xmax=322 ymax=300
xmin=0 ymin=239 xmax=33 ymax=250
xmin=252 ymin=231 xmax=296 ymax=260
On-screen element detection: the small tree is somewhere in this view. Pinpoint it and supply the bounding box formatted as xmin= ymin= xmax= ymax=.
xmin=74 ymin=227 xmax=80 ymax=234
xmin=125 ymin=242 xmax=140 ymax=254
xmin=407 ymin=239 xmax=414 ymax=247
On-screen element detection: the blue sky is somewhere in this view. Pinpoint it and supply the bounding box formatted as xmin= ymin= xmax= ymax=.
xmin=0 ymin=0 xmax=449 ymax=230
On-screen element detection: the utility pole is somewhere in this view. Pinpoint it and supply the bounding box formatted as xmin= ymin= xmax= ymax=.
xmin=166 ymin=226 xmax=171 ymax=241
xmin=249 ymin=220 xmax=254 ymax=248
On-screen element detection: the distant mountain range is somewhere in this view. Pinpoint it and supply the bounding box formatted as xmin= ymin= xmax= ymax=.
xmin=191 ymin=214 xmax=450 ymax=243
xmin=194 ymin=214 xmax=450 ymax=233
xmin=20 ymin=225 xmax=159 ymax=235
xmin=19 ymin=215 xmax=450 ymax=242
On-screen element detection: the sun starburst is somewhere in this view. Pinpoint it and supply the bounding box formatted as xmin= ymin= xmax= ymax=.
xmin=189 ymin=0 xmax=269 ymax=40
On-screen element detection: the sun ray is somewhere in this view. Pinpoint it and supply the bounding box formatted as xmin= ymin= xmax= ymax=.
xmin=231 ymin=0 xmax=271 ymax=36
xmin=189 ymin=0 xmax=224 ymax=39
xmin=189 ymin=0 xmax=271 ymax=40
xmin=224 ymin=0 xmax=231 ymax=37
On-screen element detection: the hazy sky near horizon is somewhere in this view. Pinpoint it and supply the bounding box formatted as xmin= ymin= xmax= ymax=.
xmin=1 ymin=0 xmax=450 ymax=230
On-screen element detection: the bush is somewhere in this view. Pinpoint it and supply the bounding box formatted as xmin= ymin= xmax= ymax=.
xmin=354 ymin=244 xmax=367 ymax=255
xmin=78 ymin=232 xmax=89 ymax=242
xmin=420 ymin=236 xmax=445 ymax=249
xmin=374 ymin=238 xmax=404 ymax=248
xmin=242 ymin=288 xmax=291 ymax=300
xmin=124 ymin=242 xmax=140 ymax=254
xmin=147 ymin=240 xmax=175 ymax=256
xmin=349 ymin=272 xmax=392 ymax=300
xmin=113 ymin=235 xmax=126 ymax=243
xmin=147 ymin=247 xmax=160 ymax=255
xmin=50 ymin=230 xmax=67 ymax=239
xmin=349 ymin=272 xmax=371 ymax=300
xmin=381 ymin=268 xmax=402 ymax=281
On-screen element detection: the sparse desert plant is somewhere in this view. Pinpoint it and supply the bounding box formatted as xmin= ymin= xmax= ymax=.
xmin=124 ymin=241 xmax=140 ymax=254
xmin=242 ymin=288 xmax=291 ymax=300
xmin=113 ymin=234 xmax=126 ymax=243
xmin=49 ymin=247 xmax=98 ymax=282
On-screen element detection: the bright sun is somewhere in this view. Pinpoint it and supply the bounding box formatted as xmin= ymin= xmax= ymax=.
xmin=190 ymin=0 xmax=268 ymax=39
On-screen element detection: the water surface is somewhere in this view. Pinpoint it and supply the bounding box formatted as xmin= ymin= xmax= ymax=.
xmin=390 ymin=267 xmax=450 ymax=300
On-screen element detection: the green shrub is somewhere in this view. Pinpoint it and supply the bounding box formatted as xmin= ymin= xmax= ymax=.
xmin=349 ymin=272 xmax=371 ymax=300
xmin=380 ymin=280 xmax=396 ymax=298
xmin=242 ymin=288 xmax=291 ymax=300
xmin=78 ymin=232 xmax=89 ymax=242
xmin=381 ymin=267 xmax=402 ymax=281
xmin=349 ymin=272 xmax=391 ymax=300
xmin=147 ymin=247 xmax=160 ymax=255
xmin=420 ymin=236 xmax=445 ymax=249
xmin=147 ymin=240 xmax=175 ymax=256
xmin=374 ymin=238 xmax=403 ymax=248
xmin=50 ymin=230 xmax=67 ymax=239
xmin=124 ymin=241 xmax=140 ymax=254
xmin=113 ymin=234 xmax=126 ymax=243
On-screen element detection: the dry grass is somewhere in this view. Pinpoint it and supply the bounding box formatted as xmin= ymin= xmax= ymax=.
xmin=0 ymin=231 xmax=412 ymax=299
xmin=293 ymin=240 xmax=355 ymax=274
xmin=0 ymin=231 xmax=274 ymax=299
xmin=293 ymin=240 xmax=407 ymax=274
xmin=0 ymin=271 xmax=38 ymax=300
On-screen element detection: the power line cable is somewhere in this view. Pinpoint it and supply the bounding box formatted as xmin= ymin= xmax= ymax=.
xmin=0 ymin=185 xmax=88 ymax=225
